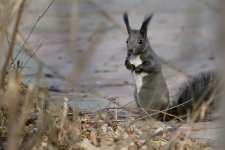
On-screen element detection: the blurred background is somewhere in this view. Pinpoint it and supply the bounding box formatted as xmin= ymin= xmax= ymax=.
xmin=1 ymin=0 xmax=224 ymax=148
xmin=8 ymin=0 xmax=222 ymax=108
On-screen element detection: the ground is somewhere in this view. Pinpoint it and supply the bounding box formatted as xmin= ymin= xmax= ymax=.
xmin=6 ymin=0 xmax=224 ymax=149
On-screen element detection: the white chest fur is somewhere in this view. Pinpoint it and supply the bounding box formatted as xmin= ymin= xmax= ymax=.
xmin=129 ymin=55 xmax=148 ymax=93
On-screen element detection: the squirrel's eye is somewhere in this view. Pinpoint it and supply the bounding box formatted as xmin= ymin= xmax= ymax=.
xmin=138 ymin=40 xmax=142 ymax=44
xmin=126 ymin=40 xmax=128 ymax=44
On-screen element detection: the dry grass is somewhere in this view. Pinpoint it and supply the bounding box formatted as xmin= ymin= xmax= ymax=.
xmin=0 ymin=0 xmax=80 ymax=149
xmin=0 ymin=0 xmax=221 ymax=150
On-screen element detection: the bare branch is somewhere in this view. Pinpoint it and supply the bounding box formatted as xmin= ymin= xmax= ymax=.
xmin=11 ymin=0 xmax=55 ymax=66
xmin=22 ymin=40 xmax=45 ymax=70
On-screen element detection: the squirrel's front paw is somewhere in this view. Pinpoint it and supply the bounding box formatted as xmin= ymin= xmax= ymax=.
xmin=135 ymin=65 xmax=143 ymax=74
xmin=125 ymin=60 xmax=135 ymax=71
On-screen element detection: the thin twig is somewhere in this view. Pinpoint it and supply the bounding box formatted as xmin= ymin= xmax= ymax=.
xmin=90 ymin=97 xmax=194 ymax=123
xmin=133 ymin=98 xmax=194 ymax=123
xmin=17 ymin=31 xmax=65 ymax=80
xmin=11 ymin=0 xmax=55 ymax=66
xmin=135 ymin=108 xmax=185 ymax=122
xmin=22 ymin=40 xmax=45 ymax=70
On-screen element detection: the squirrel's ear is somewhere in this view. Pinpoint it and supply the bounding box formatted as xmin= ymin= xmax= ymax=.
xmin=140 ymin=14 xmax=153 ymax=38
xmin=123 ymin=12 xmax=131 ymax=34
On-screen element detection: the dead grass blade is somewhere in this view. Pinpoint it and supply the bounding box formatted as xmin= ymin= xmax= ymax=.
xmin=0 ymin=0 xmax=23 ymax=57
xmin=0 ymin=0 xmax=25 ymax=88
xmin=5 ymin=72 xmax=21 ymax=150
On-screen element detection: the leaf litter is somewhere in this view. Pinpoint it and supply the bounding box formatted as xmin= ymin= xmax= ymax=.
xmin=0 ymin=73 xmax=210 ymax=150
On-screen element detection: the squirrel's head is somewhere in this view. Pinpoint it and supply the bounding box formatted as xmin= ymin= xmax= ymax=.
xmin=123 ymin=12 xmax=153 ymax=55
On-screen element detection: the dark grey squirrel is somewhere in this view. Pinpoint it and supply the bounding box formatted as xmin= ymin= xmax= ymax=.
xmin=123 ymin=12 xmax=220 ymax=120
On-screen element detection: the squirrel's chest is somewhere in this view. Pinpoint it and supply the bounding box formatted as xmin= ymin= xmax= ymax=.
xmin=129 ymin=55 xmax=148 ymax=93
xmin=129 ymin=55 xmax=142 ymax=66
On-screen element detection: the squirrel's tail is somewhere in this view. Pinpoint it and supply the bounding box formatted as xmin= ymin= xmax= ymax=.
xmin=168 ymin=71 xmax=220 ymax=119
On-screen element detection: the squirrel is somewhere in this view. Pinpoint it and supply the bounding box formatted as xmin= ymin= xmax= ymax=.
xmin=123 ymin=12 xmax=220 ymax=120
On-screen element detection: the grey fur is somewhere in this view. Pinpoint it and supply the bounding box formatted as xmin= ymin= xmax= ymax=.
xmin=123 ymin=13 xmax=219 ymax=120
xmin=123 ymin=13 xmax=170 ymax=115
xmin=123 ymin=12 xmax=131 ymax=34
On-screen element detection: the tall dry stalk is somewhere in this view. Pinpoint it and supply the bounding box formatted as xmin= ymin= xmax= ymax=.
xmin=0 ymin=0 xmax=25 ymax=88
xmin=0 ymin=0 xmax=23 ymax=58
xmin=5 ymin=72 xmax=21 ymax=150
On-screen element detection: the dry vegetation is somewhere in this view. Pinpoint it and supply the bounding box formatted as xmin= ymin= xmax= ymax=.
xmin=0 ymin=0 xmax=219 ymax=149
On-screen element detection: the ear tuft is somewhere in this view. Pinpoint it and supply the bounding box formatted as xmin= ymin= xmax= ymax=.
xmin=140 ymin=14 xmax=154 ymax=38
xmin=123 ymin=12 xmax=131 ymax=34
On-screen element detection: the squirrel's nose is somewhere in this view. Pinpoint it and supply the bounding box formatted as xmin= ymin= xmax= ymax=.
xmin=129 ymin=49 xmax=133 ymax=53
